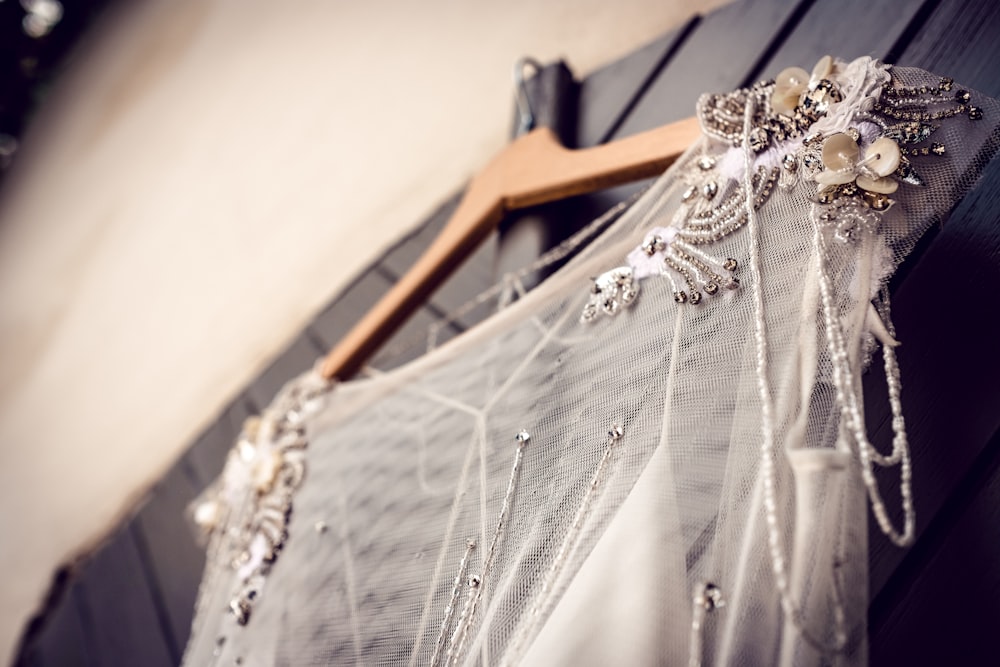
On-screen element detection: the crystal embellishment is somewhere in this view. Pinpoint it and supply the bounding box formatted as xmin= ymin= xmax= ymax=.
xmin=580 ymin=267 xmax=639 ymax=322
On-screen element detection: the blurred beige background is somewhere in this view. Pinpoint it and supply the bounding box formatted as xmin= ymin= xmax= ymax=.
xmin=0 ymin=0 xmax=728 ymax=660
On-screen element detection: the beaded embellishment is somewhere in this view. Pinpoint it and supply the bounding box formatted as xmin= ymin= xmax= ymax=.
xmin=802 ymin=72 xmax=983 ymax=243
xmin=627 ymin=166 xmax=777 ymax=306
xmin=582 ymin=57 xmax=985 ymax=320
xmin=191 ymin=371 xmax=331 ymax=626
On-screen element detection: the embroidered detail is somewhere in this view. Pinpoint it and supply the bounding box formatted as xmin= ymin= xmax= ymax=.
xmin=580 ymin=266 xmax=639 ymax=322
xmin=194 ymin=370 xmax=331 ymax=626
xmin=625 ymin=166 xmax=776 ymax=307
xmin=699 ymin=56 xmax=843 ymax=153
xmin=810 ymin=69 xmax=982 ymax=243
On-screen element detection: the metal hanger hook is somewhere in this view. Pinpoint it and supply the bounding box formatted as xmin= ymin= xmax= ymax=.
xmin=513 ymin=57 xmax=543 ymax=135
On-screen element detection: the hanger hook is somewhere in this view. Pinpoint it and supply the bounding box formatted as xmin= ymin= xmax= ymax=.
xmin=513 ymin=57 xmax=543 ymax=135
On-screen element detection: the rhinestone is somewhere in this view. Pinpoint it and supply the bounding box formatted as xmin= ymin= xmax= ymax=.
xmin=896 ymin=160 xmax=924 ymax=185
xmin=229 ymin=598 xmax=252 ymax=626
xmin=702 ymin=181 xmax=719 ymax=199
xmin=468 ymin=575 xmax=482 ymax=588
xmin=864 ymin=191 xmax=892 ymax=211
xmin=722 ymin=258 xmax=738 ymax=271
xmin=798 ymin=79 xmax=842 ymax=121
xmin=748 ymin=127 xmax=769 ymax=152
xmin=602 ymin=298 xmax=619 ymax=315
xmin=689 ymin=291 xmax=703 ymax=305
xmin=697 ymin=156 xmax=716 ymax=170
xmin=969 ymin=106 xmax=983 ymax=120
xmin=726 ymin=278 xmax=740 ymax=290
xmin=939 ymin=77 xmax=953 ymax=91
xmin=704 ymin=282 xmax=719 ymax=295
xmin=781 ymin=154 xmax=798 ymax=171
xmin=682 ymin=185 xmax=698 ymax=202
xmin=515 ymin=430 xmax=531 ymax=446
xmin=931 ymin=142 xmax=946 ymax=156
xmin=609 ymin=424 xmax=624 ymax=441
xmin=466 ymin=538 xmax=477 ymax=548
xmin=955 ymin=89 xmax=971 ymax=103
xmin=702 ymin=583 xmax=725 ymax=611
xmin=674 ymin=291 xmax=688 ymax=304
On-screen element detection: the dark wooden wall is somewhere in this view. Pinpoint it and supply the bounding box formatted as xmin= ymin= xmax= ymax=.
xmin=14 ymin=0 xmax=1000 ymax=664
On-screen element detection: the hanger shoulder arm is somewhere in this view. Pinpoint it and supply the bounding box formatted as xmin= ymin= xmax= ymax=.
xmin=319 ymin=115 xmax=700 ymax=380
xmin=506 ymin=116 xmax=701 ymax=208
xmin=319 ymin=168 xmax=504 ymax=380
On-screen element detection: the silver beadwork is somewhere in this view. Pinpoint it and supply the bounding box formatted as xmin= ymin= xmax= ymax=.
xmin=581 ymin=267 xmax=640 ymax=323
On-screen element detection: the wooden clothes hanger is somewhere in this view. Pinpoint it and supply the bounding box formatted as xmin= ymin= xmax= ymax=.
xmin=319 ymin=62 xmax=700 ymax=381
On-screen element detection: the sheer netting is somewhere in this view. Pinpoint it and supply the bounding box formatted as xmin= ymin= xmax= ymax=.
xmin=182 ymin=58 xmax=1000 ymax=666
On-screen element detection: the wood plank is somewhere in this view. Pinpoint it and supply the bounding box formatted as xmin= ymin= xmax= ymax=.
xmin=756 ymin=0 xmax=927 ymax=78
xmin=74 ymin=526 xmax=174 ymax=667
xmin=864 ymin=0 xmax=1000 ymax=597
xmin=611 ymin=0 xmax=806 ymax=138
xmin=132 ymin=462 xmax=207 ymax=658
xmin=575 ymin=20 xmax=696 ymax=147
xmin=869 ymin=430 xmax=1000 ymax=664
xmin=897 ymin=0 xmax=1000 ymax=92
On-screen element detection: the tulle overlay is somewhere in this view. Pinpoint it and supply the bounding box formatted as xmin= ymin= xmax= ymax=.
xmin=182 ymin=58 xmax=1000 ymax=666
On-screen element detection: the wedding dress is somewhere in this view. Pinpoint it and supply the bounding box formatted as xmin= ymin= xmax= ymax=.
xmin=181 ymin=57 xmax=1000 ymax=666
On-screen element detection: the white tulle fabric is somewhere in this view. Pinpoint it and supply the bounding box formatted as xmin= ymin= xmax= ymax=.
xmin=182 ymin=58 xmax=1000 ymax=666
